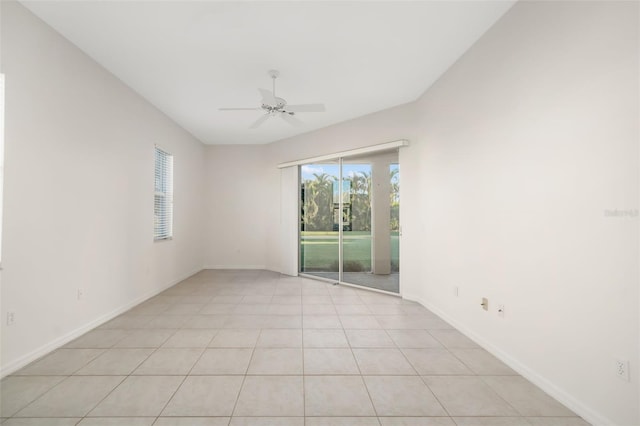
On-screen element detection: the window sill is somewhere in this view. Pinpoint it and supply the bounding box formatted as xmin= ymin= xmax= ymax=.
xmin=154 ymin=237 xmax=173 ymax=243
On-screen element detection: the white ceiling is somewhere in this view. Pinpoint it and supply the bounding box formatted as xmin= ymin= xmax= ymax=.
xmin=21 ymin=1 xmax=515 ymax=145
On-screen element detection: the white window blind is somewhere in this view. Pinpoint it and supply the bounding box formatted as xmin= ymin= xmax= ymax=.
xmin=154 ymin=147 xmax=173 ymax=241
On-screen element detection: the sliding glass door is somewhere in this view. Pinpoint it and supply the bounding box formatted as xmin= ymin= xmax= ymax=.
xmin=299 ymin=150 xmax=399 ymax=293
xmin=299 ymin=161 xmax=340 ymax=281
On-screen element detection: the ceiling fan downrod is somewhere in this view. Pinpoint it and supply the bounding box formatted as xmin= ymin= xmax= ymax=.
xmin=268 ymin=69 xmax=279 ymax=99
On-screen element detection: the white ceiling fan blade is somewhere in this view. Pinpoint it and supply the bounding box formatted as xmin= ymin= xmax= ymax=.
xmin=249 ymin=114 xmax=271 ymax=129
xmin=281 ymin=113 xmax=303 ymax=127
xmin=258 ymin=88 xmax=277 ymax=106
xmin=284 ymin=104 xmax=326 ymax=113
xmin=219 ymin=107 xmax=262 ymax=111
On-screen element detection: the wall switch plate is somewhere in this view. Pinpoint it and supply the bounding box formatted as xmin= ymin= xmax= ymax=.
xmin=615 ymin=359 xmax=630 ymax=381
xmin=481 ymin=298 xmax=488 ymax=311
xmin=454 ymin=286 xmax=459 ymax=297
xmin=497 ymin=304 xmax=505 ymax=318
xmin=77 ymin=288 xmax=84 ymax=301
xmin=6 ymin=312 xmax=15 ymax=326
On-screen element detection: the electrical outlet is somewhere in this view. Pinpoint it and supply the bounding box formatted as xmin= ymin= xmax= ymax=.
xmin=77 ymin=288 xmax=84 ymax=301
xmin=6 ymin=312 xmax=15 ymax=326
xmin=615 ymin=359 xmax=630 ymax=382
xmin=481 ymin=298 xmax=488 ymax=311
xmin=497 ymin=304 xmax=505 ymax=318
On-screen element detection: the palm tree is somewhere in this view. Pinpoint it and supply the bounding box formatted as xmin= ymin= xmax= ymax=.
xmin=302 ymin=172 xmax=336 ymax=231
xmin=346 ymin=170 xmax=371 ymax=231
xmin=390 ymin=166 xmax=400 ymax=231
xmin=300 ymin=181 xmax=318 ymax=231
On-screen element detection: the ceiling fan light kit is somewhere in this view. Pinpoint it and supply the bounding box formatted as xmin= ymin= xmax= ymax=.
xmin=219 ymin=70 xmax=326 ymax=129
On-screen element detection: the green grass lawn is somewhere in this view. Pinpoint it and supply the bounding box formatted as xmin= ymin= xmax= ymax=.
xmin=300 ymin=231 xmax=399 ymax=272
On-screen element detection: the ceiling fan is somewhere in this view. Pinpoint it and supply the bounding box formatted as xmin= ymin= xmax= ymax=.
xmin=219 ymin=70 xmax=326 ymax=129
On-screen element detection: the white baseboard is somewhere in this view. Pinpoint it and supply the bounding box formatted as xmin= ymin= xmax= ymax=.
xmin=203 ymin=265 xmax=293 ymax=277
xmin=0 ymin=267 xmax=203 ymax=378
xmin=202 ymin=265 xmax=267 ymax=270
xmin=402 ymin=293 xmax=615 ymax=426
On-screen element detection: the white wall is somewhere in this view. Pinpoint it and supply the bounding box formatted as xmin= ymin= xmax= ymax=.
xmin=410 ymin=2 xmax=639 ymax=425
xmin=0 ymin=1 xmax=205 ymax=375
xmin=203 ymin=145 xmax=270 ymax=269
xmin=201 ymin=1 xmax=639 ymax=425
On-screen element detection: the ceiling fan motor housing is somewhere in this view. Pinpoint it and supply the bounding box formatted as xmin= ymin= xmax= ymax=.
xmin=262 ymin=97 xmax=287 ymax=111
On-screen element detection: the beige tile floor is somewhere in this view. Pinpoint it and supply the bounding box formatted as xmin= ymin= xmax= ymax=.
xmin=1 ymin=270 xmax=591 ymax=426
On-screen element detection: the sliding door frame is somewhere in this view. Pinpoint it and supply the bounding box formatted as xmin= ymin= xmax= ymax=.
xmin=338 ymin=157 xmax=344 ymax=283
xmin=293 ymin=141 xmax=408 ymax=297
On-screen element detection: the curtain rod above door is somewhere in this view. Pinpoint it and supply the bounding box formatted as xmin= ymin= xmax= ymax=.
xmin=276 ymin=139 xmax=409 ymax=169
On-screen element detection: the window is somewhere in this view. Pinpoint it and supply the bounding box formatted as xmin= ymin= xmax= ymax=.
xmin=154 ymin=146 xmax=173 ymax=241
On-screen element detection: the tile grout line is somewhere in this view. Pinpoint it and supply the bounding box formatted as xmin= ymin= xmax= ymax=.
xmin=77 ymin=331 xmax=177 ymax=424
xmin=150 ymin=337 xmax=210 ymax=426
xmin=352 ymin=291 xmax=384 ymax=426
xmin=2 ymin=374 xmax=66 ymax=420
xmin=379 ymin=325 xmax=428 ymax=424
xmin=301 ymin=320 xmax=306 ymax=423
xmin=227 ymin=327 xmax=260 ymax=422
xmin=382 ymin=326 xmax=457 ymax=421
xmin=340 ymin=317 xmax=381 ymax=423
xmin=476 ymin=374 xmax=532 ymax=419
xmin=8 ymin=340 xmax=123 ymax=422
xmin=424 ymin=330 xmax=528 ymax=420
